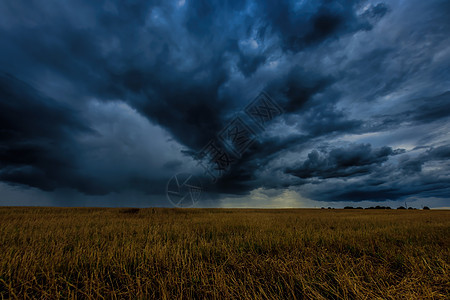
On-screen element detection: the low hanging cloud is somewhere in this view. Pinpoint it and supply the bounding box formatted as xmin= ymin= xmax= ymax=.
xmin=281 ymin=144 xmax=450 ymax=202
xmin=0 ymin=73 xmax=91 ymax=192
xmin=285 ymin=144 xmax=403 ymax=179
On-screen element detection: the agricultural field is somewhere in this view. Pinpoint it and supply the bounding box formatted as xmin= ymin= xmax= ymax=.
xmin=0 ymin=207 xmax=449 ymax=299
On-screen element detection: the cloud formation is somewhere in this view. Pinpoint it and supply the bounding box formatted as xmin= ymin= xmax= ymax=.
xmin=0 ymin=0 xmax=449 ymax=207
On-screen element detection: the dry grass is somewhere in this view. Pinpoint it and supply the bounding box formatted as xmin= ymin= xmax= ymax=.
xmin=0 ymin=207 xmax=448 ymax=299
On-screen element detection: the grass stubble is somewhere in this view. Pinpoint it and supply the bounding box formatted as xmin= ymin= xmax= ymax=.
xmin=0 ymin=207 xmax=448 ymax=299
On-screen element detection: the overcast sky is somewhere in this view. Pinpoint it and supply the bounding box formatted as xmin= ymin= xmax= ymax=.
xmin=0 ymin=0 xmax=449 ymax=208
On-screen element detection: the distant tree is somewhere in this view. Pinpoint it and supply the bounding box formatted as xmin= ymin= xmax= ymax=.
xmin=120 ymin=208 xmax=140 ymax=214
xmin=423 ymin=206 xmax=430 ymax=210
xmin=366 ymin=206 xmax=390 ymax=209
xmin=397 ymin=206 xmax=406 ymax=209
xmin=356 ymin=207 xmax=363 ymax=209
xmin=344 ymin=206 xmax=354 ymax=209
xmin=408 ymin=207 xmax=414 ymax=210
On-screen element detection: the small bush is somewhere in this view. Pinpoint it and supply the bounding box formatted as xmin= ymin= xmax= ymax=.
xmin=120 ymin=208 xmax=140 ymax=214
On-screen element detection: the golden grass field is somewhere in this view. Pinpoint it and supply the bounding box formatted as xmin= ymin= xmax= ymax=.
xmin=0 ymin=207 xmax=448 ymax=299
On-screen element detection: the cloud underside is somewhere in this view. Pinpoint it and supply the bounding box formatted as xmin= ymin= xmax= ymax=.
xmin=0 ymin=0 xmax=449 ymax=204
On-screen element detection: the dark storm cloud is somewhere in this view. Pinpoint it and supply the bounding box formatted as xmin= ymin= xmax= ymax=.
xmin=257 ymin=0 xmax=372 ymax=52
xmin=0 ymin=0 xmax=378 ymax=195
xmin=406 ymin=92 xmax=450 ymax=123
xmin=297 ymin=102 xmax=363 ymax=136
xmin=285 ymin=143 xmax=403 ymax=179
xmin=301 ymin=167 xmax=450 ymax=202
xmin=333 ymin=0 xmax=450 ymax=105
xmin=267 ymin=66 xmax=334 ymax=113
xmin=359 ymin=92 xmax=450 ymax=134
xmin=285 ymin=143 xmax=450 ymax=202
xmin=0 ymin=73 xmax=173 ymax=196
xmin=0 ymin=0 xmax=449 ymax=207
xmin=93 ymin=0 xmax=382 ymax=150
xmin=398 ymin=145 xmax=450 ymax=174
xmin=0 ymin=73 xmax=91 ymax=192
xmin=361 ymin=2 xmax=389 ymax=23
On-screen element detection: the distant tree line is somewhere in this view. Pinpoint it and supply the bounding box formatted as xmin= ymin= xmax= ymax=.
xmin=321 ymin=206 xmax=431 ymax=210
